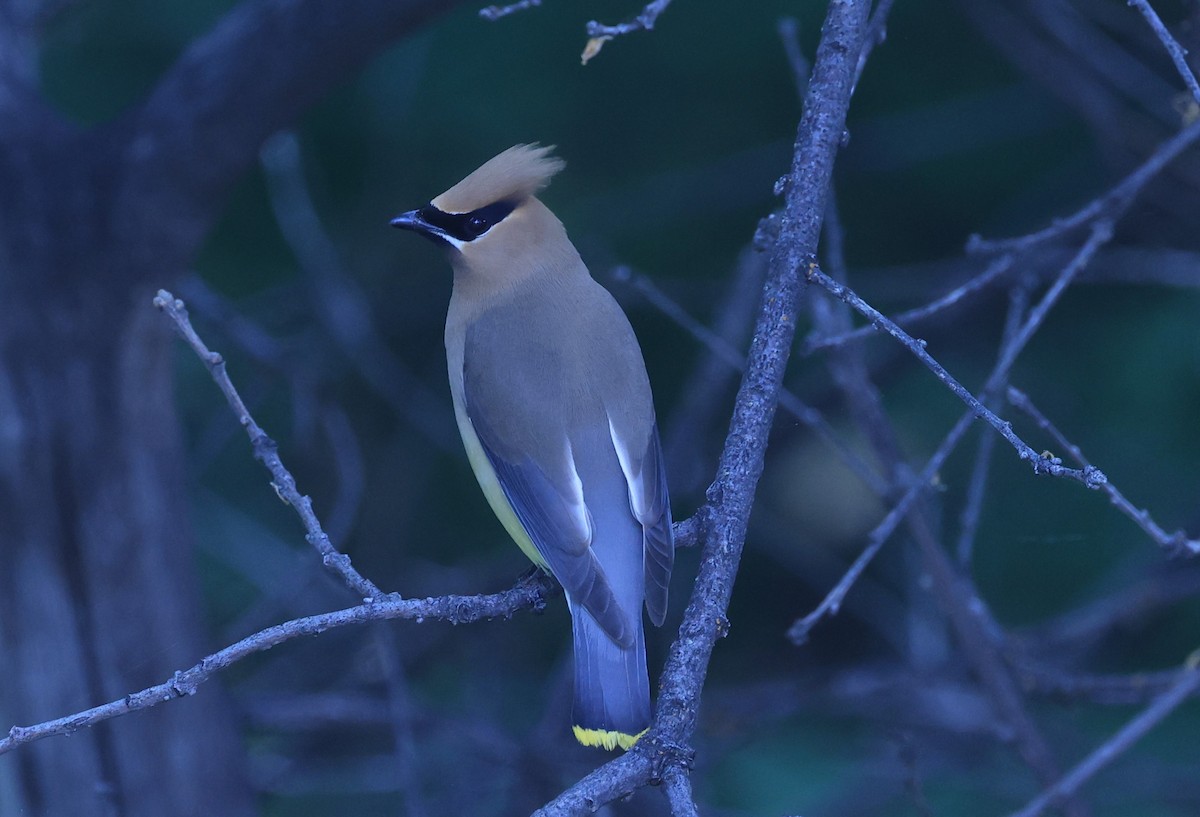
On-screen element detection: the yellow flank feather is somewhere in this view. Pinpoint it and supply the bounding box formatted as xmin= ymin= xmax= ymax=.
xmin=572 ymin=725 xmax=647 ymax=752
xmin=452 ymin=393 xmax=550 ymax=571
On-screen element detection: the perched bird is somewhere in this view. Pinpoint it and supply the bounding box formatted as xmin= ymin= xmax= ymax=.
xmin=391 ymin=144 xmax=674 ymax=751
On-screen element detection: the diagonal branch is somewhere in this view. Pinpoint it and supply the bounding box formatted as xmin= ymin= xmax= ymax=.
xmin=1127 ymin=0 xmax=1200 ymax=106
xmin=154 ymin=289 xmax=385 ymax=600
xmin=968 ymin=116 xmax=1200 ymax=253
xmin=1007 ymin=386 xmax=1200 ymax=555
xmin=535 ymin=0 xmax=874 ymax=811
xmin=1006 ymin=664 xmax=1200 ymax=817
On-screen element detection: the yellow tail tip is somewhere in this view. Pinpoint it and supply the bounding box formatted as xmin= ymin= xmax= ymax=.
xmin=572 ymin=725 xmax=648 ymax=751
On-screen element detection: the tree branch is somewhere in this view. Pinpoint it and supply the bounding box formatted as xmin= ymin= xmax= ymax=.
xmin=585 ymin=0 xmax=673 ymax=38
xmin=0 ymin=572 xmax=556 ymax=755
xmin=154 ymin=289 xmax=385 ymax=600
xmin=662 ymin=765 xmax=700 ymax=817
xmin=1006 ymin=386 xmax=1200 ymax=555
xmin=2 ymin=283 xmax=714 ymax=758
xmin=1127 ymin=0 xmax=1200 ymax=106
xmin=805 ymin=230 xmax=1111 ymax=489
xmin=479 ymin=0 xmax=541 ymax=21
xmin=967 ymin=116 xmax=1200 ymax=253
xmin=1006 ymin=664 xmax=1200 ymax=817
xmin=535 ymin=0 xmax=874 ymax=811
xmin=612 ymin=263 xmax=888 ymax=496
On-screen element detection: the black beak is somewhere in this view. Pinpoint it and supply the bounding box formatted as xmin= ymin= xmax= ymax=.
xmin=390 ymin=208 xmax=452 ymax=247
xmin=390 ymin=209 xmax=428 ymax=232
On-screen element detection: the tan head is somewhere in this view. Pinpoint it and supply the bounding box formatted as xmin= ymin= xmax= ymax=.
xmin=391 ymin=144 xmax=582 ymax=288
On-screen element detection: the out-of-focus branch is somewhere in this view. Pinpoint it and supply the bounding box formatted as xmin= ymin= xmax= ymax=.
xmin=259 ymin=131 xmax=459 ymax=452
xmin=1016 ymin=661 xmax=1200 ymax=707
xmin=955 ymin=281 xmax=1031 ymax=566
xmin=656 ymin=249 xmax=767 ymax=496
xmin=968 ymin=115 xmax=1200 ymax=253
xmin=855 ymin=0 xmax=897 ymax=86
xmin=119 ymin=0 xmax=460 ymax=266
xmin=1006 ymin=664 xmax=1200 ymax=817
xmin=0 ymin=0 xmax=38 ymax=106
xmin=1022 ymin=566 xmax=1200 ymax=655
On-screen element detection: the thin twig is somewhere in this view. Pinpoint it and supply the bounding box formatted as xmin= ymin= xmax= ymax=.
xmin=1127 ymin=0 xmax=1200 ymax=105
xmin=154 ymin=289 xmax=385 ymax=601
xmin=778 ymin=17 xmax=811 ymax=99
xmin=806 ymin=253 xmax=1016 ymax=353
xmin=794 ymin=225 xmax=1114 ymax=641
xmin=612 ymin=264 xmax=888 ymax=496
xmin=1006 ymin=665 xmax=1200 ymax=817
xmin=968 ymin=116 xmax=1200 ymax=253
xmin=1016 ymin=660 xmax=1199 ymax=707
xmin=1007 ymin=386 xmax=1200 ymax=555
xmin=586 ymin=0 xmax=672 ymax=38
xmin=804 ymin=258 xmax=1108 ymax=489
xmin=956 ymin=281 xmax=1031 ymax=565
xmin=855 ymin=0 xmax=897 ymax=89
xmin=0 ymin=572 xmax=557 ymax=755
xmin=479 ymin=0 xmax=541 ymax=21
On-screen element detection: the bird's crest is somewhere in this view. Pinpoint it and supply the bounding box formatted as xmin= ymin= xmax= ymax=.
xmin=433 ymin=144 xmax=565 ymax=214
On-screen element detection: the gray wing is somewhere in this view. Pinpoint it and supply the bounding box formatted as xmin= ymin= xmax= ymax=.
xmin=463 ymin=337 xmax=632 ymax=648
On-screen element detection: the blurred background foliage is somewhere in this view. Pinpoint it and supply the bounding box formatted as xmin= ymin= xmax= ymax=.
xmin=35 ymin=0 xmax=1200 ymax=814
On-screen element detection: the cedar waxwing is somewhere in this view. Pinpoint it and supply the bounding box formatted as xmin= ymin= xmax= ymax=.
xmin=391 ymin=145 xmax=674 ymax=751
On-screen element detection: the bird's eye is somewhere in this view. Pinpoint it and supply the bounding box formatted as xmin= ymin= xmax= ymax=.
xmin=467 ymin=215 xmax=490 ymax=237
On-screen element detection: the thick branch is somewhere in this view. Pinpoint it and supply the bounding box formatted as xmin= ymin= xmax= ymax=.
xmin=536 ymin=0 xmax=874 ymax=811
xmin=655 ymin=0 xmax=870 ymax=738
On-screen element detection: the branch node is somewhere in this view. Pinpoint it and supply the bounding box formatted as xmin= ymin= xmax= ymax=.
xmin=269 ymin=481 xmax=290 ymax=505
xmin=1083 ymin=465 xmax=1108 ymax=490
xmin=642 ymin=735 xmax=696 ymax=783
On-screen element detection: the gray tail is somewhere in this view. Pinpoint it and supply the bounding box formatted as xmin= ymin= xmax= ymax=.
xmin=571 ymin=607 xmax=650 ymax=751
